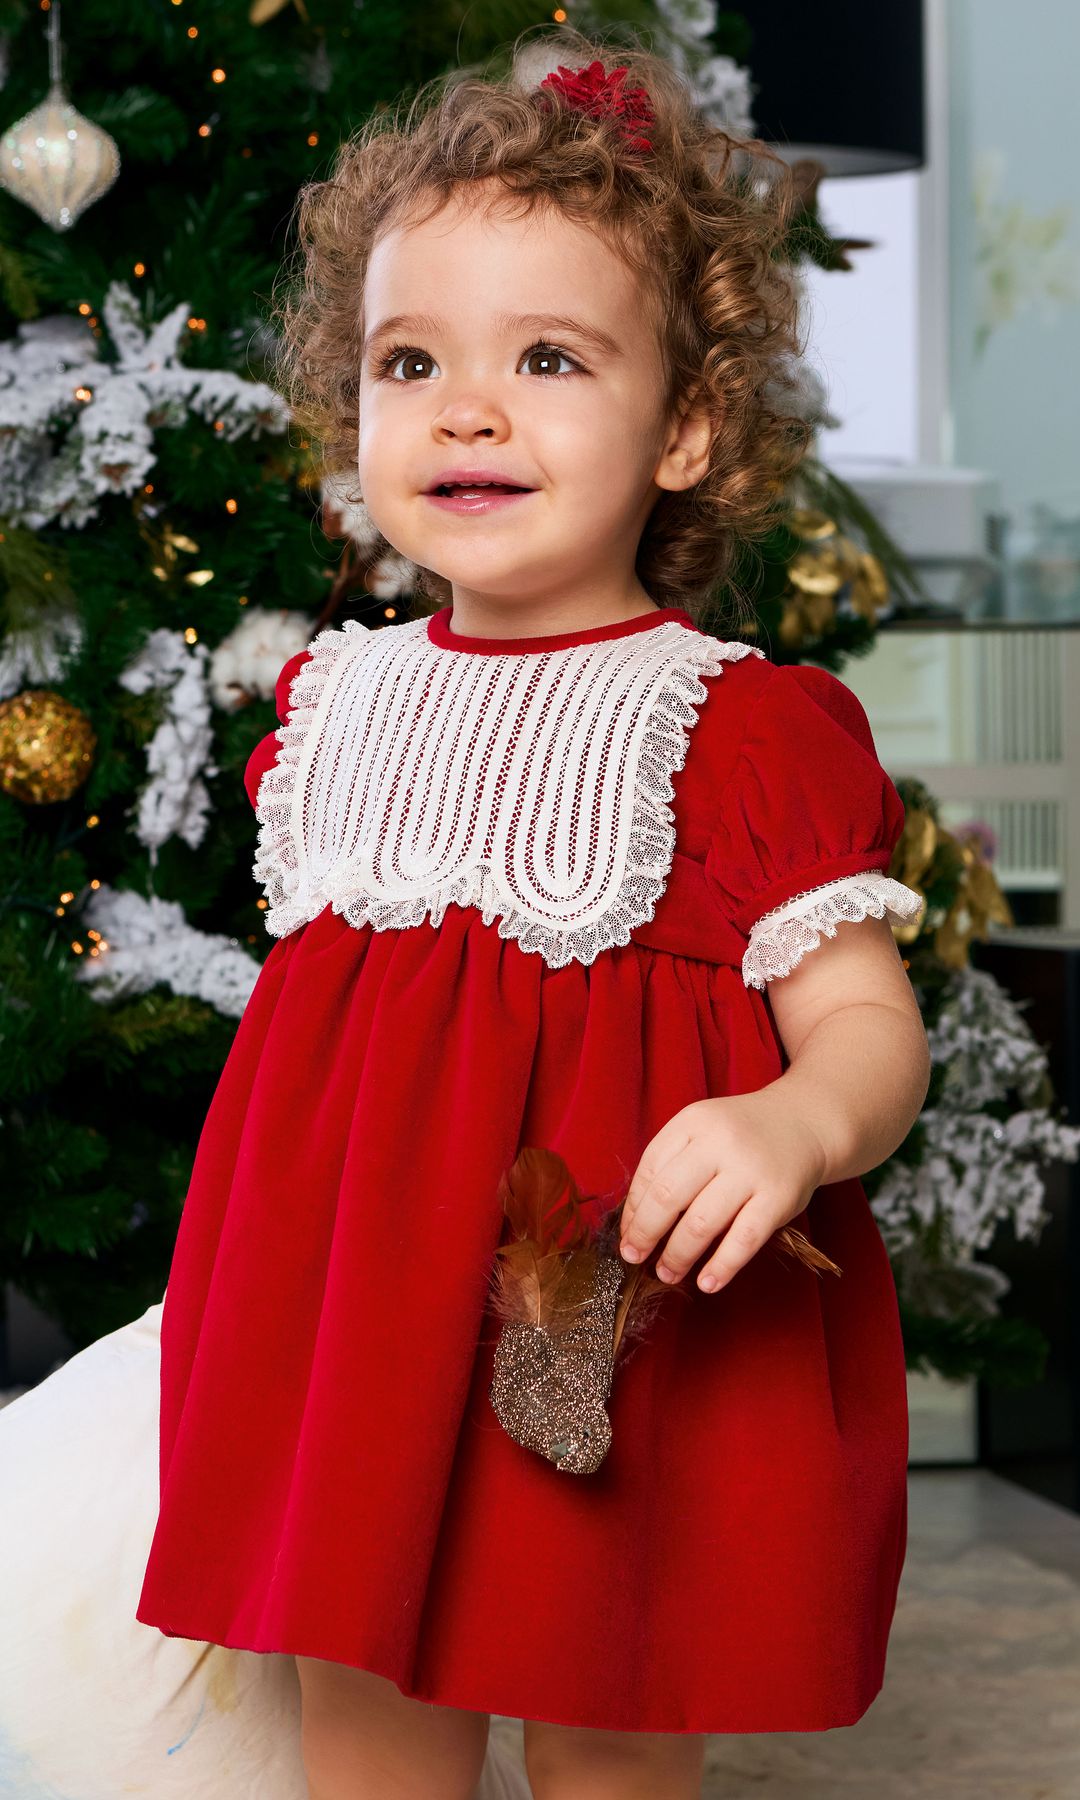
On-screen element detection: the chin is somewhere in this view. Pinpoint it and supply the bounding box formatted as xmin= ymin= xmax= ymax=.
xmin=417 ymin=544 xmax=548 ymax=593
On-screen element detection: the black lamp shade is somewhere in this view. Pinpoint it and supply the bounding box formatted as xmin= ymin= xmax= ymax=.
xmin=734 ymin=1 xmax=925 ymax=176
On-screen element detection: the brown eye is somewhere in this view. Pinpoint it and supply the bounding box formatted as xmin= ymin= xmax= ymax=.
xmin=522 ymin=345 xmax=575 ymax=378
xmin=388 ymin=350 xmax=437 ymax=381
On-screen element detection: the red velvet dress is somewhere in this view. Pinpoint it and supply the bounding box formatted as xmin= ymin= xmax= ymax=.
xmin=136 ymin=603 xmax=921 ymax=1735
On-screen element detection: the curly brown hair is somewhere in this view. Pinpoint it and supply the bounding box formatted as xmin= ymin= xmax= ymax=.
xmin=268 ymin=24 xmax=813 ymax=622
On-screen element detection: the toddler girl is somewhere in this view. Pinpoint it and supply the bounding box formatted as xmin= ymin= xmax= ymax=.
xmin=136 ymin=28 xmax=931 ymax=1800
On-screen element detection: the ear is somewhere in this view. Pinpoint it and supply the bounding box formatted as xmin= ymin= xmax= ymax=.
xmin=652 ymin=385 xmax=715 ymax=493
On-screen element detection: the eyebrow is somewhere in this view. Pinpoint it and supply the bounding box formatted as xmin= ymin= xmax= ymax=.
xmin=362 ymin=310 xmax=623 ymax=360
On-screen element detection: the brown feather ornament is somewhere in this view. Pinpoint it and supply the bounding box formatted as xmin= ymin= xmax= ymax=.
xmin=486 ymin=1147 xmax=842 ymax=1474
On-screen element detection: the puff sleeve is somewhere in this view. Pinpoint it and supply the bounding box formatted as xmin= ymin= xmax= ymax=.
xmin=242 ymin=649 xmax=313 ymax=811
xmin=705 ymin=662 xmax=925 ymax=990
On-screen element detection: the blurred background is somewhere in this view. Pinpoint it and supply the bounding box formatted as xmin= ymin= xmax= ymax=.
xmin=1 ymin=2 xmax=1079 ymax=1790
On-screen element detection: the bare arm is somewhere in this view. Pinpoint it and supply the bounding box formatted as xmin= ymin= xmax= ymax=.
xmin=764 ymin=912 xmax=932 ymax=1182
xmin=619 ymin=916 xmax=932 ymax=1291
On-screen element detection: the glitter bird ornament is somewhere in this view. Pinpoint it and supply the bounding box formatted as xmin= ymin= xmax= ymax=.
xmin=488 ymin=1145 xmax=843 ymax=1474
xmin=488 ymin=1147 xmax=674 ymax=1474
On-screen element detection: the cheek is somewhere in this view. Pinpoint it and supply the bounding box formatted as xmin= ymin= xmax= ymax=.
xmin=549 ymin=401 xmax=655 ymax=503
xmin=357 ymin=397 xmax=400 ymax=487
xmin=527 ymin=402 xmax=600 ymax=478
xmin=357 ymin=386 xmax=381 ymax=452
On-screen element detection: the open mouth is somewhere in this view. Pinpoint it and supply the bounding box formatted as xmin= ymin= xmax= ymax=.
xmin=430 ymin=482 xmax=533 ymax=497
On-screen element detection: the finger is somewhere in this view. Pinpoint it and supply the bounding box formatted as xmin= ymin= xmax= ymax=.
xmin=620 ymin=1122 xmax=693 ymax=1242
xmin=695 ymin=1195 xmax=783 ymax=1293
xmin=653 ymin=1175 xmax=750 ymax=1285
xmin=615 ymin=1123 xmax=691 ymax=1252
xmin=620 ymin=1137 xmax=710 ymax=1264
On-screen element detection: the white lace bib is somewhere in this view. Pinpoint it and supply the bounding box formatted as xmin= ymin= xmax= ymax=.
xmin=251 ymin=614 xmax=763 ymax=968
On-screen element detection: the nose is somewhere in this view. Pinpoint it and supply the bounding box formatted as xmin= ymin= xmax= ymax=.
xmin=431 ymin=390 xmax=510 ymax=445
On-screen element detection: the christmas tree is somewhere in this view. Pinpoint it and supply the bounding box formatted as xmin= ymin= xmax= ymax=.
xmin=2 ymin=2 xmax=1072 ymax=1391
xmin=0 ymin=0 xmax=790 ymax=1356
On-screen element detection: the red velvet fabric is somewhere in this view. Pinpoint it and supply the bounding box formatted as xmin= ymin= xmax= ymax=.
xmin=136 ymin=610 xmax=910 ymax=1734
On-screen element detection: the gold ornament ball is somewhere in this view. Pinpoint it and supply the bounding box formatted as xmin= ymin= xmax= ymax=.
xmin=0 ymin=81 xmax=120 ymax=231
xmin=0 ymin=689 xmax=97 ymax=805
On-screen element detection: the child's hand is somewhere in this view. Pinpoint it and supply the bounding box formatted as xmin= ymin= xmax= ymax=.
xmin=618 ymin=1091 xmax=829 ymax=1293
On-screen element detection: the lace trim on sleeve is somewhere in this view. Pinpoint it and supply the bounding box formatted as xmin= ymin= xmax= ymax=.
xmin=742 ymin=870 xmax=926 ymax=990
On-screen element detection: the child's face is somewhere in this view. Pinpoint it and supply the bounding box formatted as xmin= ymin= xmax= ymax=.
xmin=358 ymin=183 xmax=703 ymax=613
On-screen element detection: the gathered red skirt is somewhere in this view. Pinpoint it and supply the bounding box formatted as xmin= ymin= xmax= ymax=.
xmin=136 ymin=890 xmax=908 ymax=1734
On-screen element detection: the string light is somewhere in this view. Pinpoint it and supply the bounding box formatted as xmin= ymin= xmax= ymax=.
xmin=60 ymin=891 xmax=74 ymax=903
xmin=86 ymin=814 xmax=99 ymax=827
xmin=225 ymin=497 xmax=238 ymax=513
xmin=134 ymin=261 xmax=146 ymax=277
xmin=90 ymin=879 xmax=100 ymax=889
xmin=256 ymin=898 xmax=268 ymax=910
xmin=184 ymin=570 xmax=214 ymax=586
xmin=144 ymin=483 xmax=154 ymax=494
xmin=553 ymin=6 xmax=568 ymax=18
xmin=211 ymin=68 xmax=226 ymax=83
xmin=78 ymin=302 xmax=91 ymax=316
xmin=198 ymin=123 xmax=211 ymax=137
xmin=238 ymin=595 xmax=249 ymax=606
xmin=307 ymin=133 xmax=319 ymax=147
xmin=74 ymin=386 xmax=92 ymax=402
xmin=187 ymin=25 xmax=198 ymax=37
xmin=184 ymin=627 xmax=199 ymax=643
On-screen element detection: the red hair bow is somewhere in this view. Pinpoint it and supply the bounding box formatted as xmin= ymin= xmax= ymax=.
xmin=537 ymin=59 xmax=656 ymax=156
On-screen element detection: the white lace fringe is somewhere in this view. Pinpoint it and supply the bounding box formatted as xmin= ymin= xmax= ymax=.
xmin=742 ymin=871 xmax=926 ymax=989
xmin=251 ymin=626 xmax=341 ymax=936
xmin=252 ymin=618 xmax=765 ymax=969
